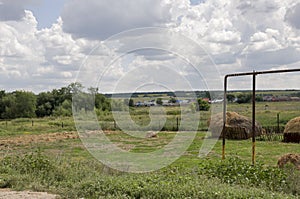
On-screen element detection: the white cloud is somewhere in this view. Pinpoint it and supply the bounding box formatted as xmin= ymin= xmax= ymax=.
xmin=1 ymin=0 xmax=300 ymax=92
xmin=61 ymin=0 xmax=172 ymax=40
xmin=0 ymin=10 xmax=94 ymax=92
xmin=243 ymin=29 xmax=282 ymax=53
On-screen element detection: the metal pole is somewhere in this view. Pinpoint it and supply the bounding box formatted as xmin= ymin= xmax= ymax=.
xmin=277 ymin=113 xmax=280 ymax=134
xmin=223 ymin=68 xmax=300 ymax=163
xmin=222 ymin=76 xmax=228 ymax=159
xmin=252 ymin=71 xmax=256 ymax=165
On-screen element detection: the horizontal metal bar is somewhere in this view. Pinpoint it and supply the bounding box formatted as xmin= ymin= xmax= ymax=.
xmin=222 ymin=68 xmax=300 ymax=162
xmin=225 ymin=68 xmax=300 ymax=79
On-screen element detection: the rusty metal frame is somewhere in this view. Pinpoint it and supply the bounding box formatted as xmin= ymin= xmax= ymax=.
xmin=222 ymin=68 xmax=300 ymax=165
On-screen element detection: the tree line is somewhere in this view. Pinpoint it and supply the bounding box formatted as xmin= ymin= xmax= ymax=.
xmin=0 ymin=82 xmax=213 ymax=120
xmin=0 ymin=83 xmax=111 ymax=120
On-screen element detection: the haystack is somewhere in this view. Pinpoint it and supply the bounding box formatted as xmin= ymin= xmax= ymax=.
xmin=146 ymin=131 xmax=159 ymax=138
xmin=208 ymin=111 xmax=263 ymax=140
xmin=284 ymin=117 xmax=300 ymax=143
xmin=278 ymin=153 xmax=300 ymax=170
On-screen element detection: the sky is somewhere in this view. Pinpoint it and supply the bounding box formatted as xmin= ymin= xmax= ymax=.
xmin=0 ymin=0 xmax=300 ymax=93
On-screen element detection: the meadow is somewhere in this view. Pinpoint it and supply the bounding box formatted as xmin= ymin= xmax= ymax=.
xmin=0 ymin=101 xmax=300 ymax=198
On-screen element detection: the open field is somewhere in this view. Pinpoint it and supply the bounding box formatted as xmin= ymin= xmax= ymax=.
xmin=0 ymin=101 xmax=300 ymax=198
xmin=1 ymin=101 xmax=299 ymax=134
xmin=0 ymin=131 xmax=300 ymax=198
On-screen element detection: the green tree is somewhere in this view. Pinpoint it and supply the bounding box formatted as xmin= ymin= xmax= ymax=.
xmin=197 ymin=98 xmax=210 ymax=111
xmin=169 ymin=97 xmax=177 ymax=104
xmin=204 ymin=91 xmax=211 ymax=99
xmin=53 ymin=99 xmax=72 ymax=117
xmin=124 ymin=99 xmax=134 ymax=107
xmin=15 ymin=91 xmax=37 ymax=118
xmin=36 ymin=92 xmax=55 ymax=117
xmin=226 ymin=94 xmax=236 ymax=102
xmin=68 ymin=82 xmax=84 ymax=95
xmin=156 ymin=98 xmax=163 ymax=105
xmin=1 ymin=91 xmax=36 ymax=119
xmin=1 ymin=94 xmax=17 ymax=119
xmin=236 ymin=93 xmax=252 ymax=104
xmin=0 ymin=90 xmax=6 ymax=118
xmin=95 ymin=93 xmax=111 ymax=111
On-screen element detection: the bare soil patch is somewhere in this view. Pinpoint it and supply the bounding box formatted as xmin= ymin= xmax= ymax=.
xmin=0 ymin=131 xmax=79 ymax=149
xmin=0 ymin=189 xmax=58 ymax=199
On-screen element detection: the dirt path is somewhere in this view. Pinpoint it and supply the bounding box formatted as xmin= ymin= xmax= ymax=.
xmin=0 ymin=131 xmax=79 ymax=149
xmin=0 ymin=189 xmax=58 ymax=199
xmin=0 ymin=131 xmax=80 ymax=198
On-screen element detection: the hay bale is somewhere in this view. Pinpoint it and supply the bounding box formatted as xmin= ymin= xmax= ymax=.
xmin=146 ymin=131 xmax=158 ymax=138
xmin=208 ymin=111 xmax=263 ymax=140
xmin=284 ymin=117 xmax=300 ymax=143
xmin=278 ymin=153 xmax=300 ymax=170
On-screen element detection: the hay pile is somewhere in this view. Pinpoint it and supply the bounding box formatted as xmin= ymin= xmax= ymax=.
xmin=278 ymin=153 xmax=300 ymax=170
xmin=283 ymin=117 xmax=300 ymax=143
xmin=146 ymin=131 xmax=158 ymax=138
xmin=209 ymin=111 xmax=263 ymax=140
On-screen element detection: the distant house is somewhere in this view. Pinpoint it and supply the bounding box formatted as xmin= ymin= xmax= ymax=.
xmin=290 ymin=97 xmax=300 ymax=101
xmin=162 ymin=100 xmax=170 ymax=106
xmin=135 ymin=101 xmax=144 ymax=107
xmin=144 ymin=101 xmax=156 ymax=106
xmin=263 ymin=96 xmax=276 ymax=102
xmin=209 ymin=99 xmax=223 ymax=104
xmin=179 ymin=99 xmax=190 ymax=105
xmin=277 ymin=96 xmax=289 ymax=101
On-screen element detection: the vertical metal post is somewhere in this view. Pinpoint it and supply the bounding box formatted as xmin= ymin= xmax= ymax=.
xmin=223 ymin=68 xmax=300 ymax=163
xmin=252 ymin=71 xmax=256 ymax=165
xmin=277 ymin=113 xmax=280 ymax=134
xmin=222 ymin=76 xmax=228 ymax=160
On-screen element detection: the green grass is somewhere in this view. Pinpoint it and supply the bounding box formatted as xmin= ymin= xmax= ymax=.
xmin=0 ymin=100 xmax=300 ymax=198
xmin=0 ymin=117 xmax=75 ymax=137
xmin=0 ymin=131 xmax=300 ymax=198
xmin=228 ymin=101 xmax=300 ymax=126
xmin=1 ymin=101 xmax=299 ymax=134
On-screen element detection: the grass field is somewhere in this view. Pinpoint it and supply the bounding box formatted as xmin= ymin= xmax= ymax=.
xmin=0 ymin=101 xmax=300 ymax=198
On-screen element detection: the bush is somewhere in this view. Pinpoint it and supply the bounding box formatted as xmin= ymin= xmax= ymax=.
xmin=196 ymin=157 xmax=287 ymax=192
xmin=197 ymin=99 xmax=210 ymax=111
xmin=0 ymin=153 xmax=298 ymax=198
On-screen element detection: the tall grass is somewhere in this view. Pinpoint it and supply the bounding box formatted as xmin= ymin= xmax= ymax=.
xmin=0 ymin=151 xmax=299 ymax=198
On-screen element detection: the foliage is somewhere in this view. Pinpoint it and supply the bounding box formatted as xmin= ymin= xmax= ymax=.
xmin=156 ymin=98 xmax=163 ymax=105
xmin=290 ymin=92 xmax=300 ymax=97
xmin=226 ymin=93 xmax=235 ymax=102
xmin=0 ymin=83 xmax=113 ymax=119
xmin=123 ymin=99 xmax=134 ymax=107
xmin=95 ymin=93 xmax=111 ymax=111
xmin=236 ymin=93 xmax=252 ymax=104
xmin=36 ymin=91 xmax=55 ymax=117
xmin=197 ymin=157 xmax=287 ymax=191
xmin=53 ymin=99 xmax=72 ymax=117
xmin=0 ymin=152 xmax=298 ymax=199
xmin=283 ymin=165 xmax=300 ymax=195
xmin=168 ymin=97 xmax=177 ymax=104
xmin=0 ymin=91 xmax=36 ymax=119
xmin=197 ymin=98 xmax=210 ymax=111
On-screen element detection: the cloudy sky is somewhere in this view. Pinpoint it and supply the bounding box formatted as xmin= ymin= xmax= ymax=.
xmin=1 ymin=0 xmax=300 ymax=93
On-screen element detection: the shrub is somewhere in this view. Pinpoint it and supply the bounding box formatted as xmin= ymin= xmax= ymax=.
xmin=196 ymin=157 xmax=287 ymax=192
xmin=197 ymin=99 xmax=210 ymax=111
